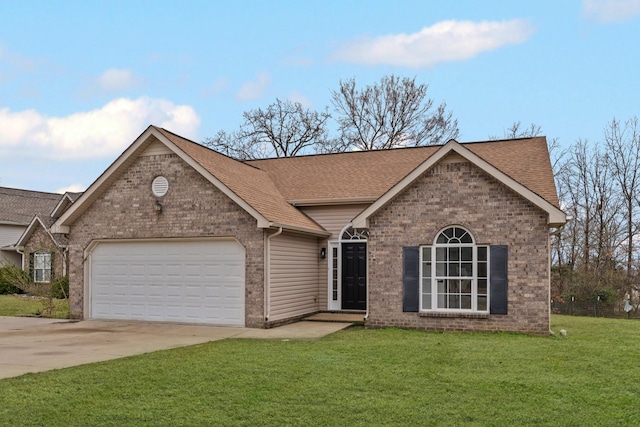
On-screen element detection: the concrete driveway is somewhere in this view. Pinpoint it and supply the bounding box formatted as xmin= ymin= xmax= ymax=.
xmin=0 ymin=317 xmax=353 ymax=380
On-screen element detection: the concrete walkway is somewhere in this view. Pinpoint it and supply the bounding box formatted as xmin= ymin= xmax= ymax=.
xmin=0 ymin=317 xmax=353 ymax=380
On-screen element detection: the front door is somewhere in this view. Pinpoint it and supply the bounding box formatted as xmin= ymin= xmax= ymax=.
xmin=342 ymin=242 xmax=366 ymax=310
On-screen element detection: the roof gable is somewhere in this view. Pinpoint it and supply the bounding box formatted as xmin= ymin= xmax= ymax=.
xmin=17 ymin=215 xmax=67 ymax=248
xmin=53 ymin=126 xmax=326 ymax=236
xmin=351 ymin=139 xmax=566 ymax=228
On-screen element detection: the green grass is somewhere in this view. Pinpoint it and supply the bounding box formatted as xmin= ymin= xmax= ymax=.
xmin=0 ymin=294 xmax=69 ymax=318
xmin=1 ymin=315 xmax=639 ymax=426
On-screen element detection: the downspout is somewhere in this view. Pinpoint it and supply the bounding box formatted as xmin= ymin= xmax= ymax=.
xmin=264 ymin=227 xmax=283 ymax=323
xmin=16 ymin=247 xmax=25 ymax=270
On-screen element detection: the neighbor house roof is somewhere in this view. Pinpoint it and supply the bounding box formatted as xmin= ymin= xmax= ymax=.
xmin=0 ymin=187 xmax=61 ymax=226
xmin=52 ymin=126 xmax=565 ymax=235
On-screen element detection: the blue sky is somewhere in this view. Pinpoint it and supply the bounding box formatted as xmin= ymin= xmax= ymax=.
xmin=1 ymin=0 xmax=639 ymax=193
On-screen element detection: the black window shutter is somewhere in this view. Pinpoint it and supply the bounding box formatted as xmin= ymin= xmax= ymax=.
xmin=402 ymin=246 xmax=420 ymax=312
xmin=490 ymin=245 xmax=508 ymax=315
xmin=50 ymin=251 xmax=55 ymax=280
xmin=28 ymin=253 xmax=35 ymax=282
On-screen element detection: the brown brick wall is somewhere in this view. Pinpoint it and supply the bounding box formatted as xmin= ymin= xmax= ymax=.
xmin=366 ymin=159 xmax=551 ymax=335
xmin=22 ymin=222 xmax=66 ymax=281
xmin=67 ymin=153 xmax=266 ymax=327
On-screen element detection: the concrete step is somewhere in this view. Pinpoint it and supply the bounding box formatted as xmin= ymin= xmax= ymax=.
xmin=304 ymin=312 xmax=365 ymax=324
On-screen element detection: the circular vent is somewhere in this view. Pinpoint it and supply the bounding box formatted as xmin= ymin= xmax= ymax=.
xmin=151 ymin=176 xmax=169 ymax=197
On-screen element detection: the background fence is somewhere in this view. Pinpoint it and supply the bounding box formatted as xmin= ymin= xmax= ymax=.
xmin=551 ymin=298 xmax=639 ymax=319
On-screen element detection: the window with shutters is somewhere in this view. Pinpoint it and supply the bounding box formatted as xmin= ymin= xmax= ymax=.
xmin=33 ymin=251 xmax=52 ymax=283
xmin=420 ymin=226 xmax=488 ymax=313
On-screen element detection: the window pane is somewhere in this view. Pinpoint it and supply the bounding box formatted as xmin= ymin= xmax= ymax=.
xmin=423 ymin=262 xmax=431 ymax=277
xmin=478 ymin=246 xmax=487 ymax=261
xmin=449 ymin=279 xmax=460 ymax=293
xmin=437 ymin=280 xmax=446 ymax=293
xmin=454 ymin=227 xmax=464 ymax=239
xmin=461 ymin=263 xmax=473 ymax=277
xmin=444 ymin=228 xmax=454 ymax=239
xmin=438 ymin=294 xmax=447 ymax=308
xmin=477 ymin=296 xmax=487 ymax=311
xmin=436 ymin=233 xmax=448 ymax=244
xmin=461 ymin=295 xmax=472 ymax=309
xmin=35 ymin=270 xmax=43 ymax=282
xmin=461 ymin=279 xmax=472 ymax=293
xmin=461 ymin=246 xmax=472 ymax=261
xmin=478 ymin=279 xmax=487 ymax=294
xmin=422 ymin=293 xmax=432 ymax=310
xmin=422 ymin=247 xmax=431 ymax=260
xmin=449 ymin=247 xmax=460 ymax=261
xmin=460 ymin=233 xmax=473 ymax=243
xmin=449 ymin=263 xmax=459 ymax=277
xmin=436 ymin=262 xmax=447 ymax=276
xmin=422 ymin=278 xmax=431 ymax=288
xmin=436 ymin=247 xmax=447 ymax=261
xmin=448 ymin=295 xmax=460 ymax=308
xmin=478 ymin=262 xmax=487 ymax=278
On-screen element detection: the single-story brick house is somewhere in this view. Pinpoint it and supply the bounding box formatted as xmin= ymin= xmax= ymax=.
xmin=51 ymin=125 xmax=565 ymax=334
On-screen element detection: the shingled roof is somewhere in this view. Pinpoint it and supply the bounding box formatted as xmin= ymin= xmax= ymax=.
xmin=0 ymin=187 xmax=61 ymax=225
xmin=247 ymin=136 xmax=560 ymax=209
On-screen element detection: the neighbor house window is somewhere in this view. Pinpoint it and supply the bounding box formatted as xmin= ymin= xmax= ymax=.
xmin=33 ymin=252 xmax=52 ymax=283
xmin=420 ymin=227 xmax=488 ymax=312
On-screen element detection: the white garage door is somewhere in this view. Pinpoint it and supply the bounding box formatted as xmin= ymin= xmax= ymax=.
xmin=90 ymin=240 xmax=245 ymax=326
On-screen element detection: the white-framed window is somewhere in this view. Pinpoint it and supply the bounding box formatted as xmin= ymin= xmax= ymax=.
xmin=420 ymin=226 xmax=488 ymax=312
xmin=33 ymin=252 xmax=52 ymax=283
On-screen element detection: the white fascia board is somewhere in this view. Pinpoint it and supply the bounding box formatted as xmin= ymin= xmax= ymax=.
xmin=352 ymin=140 xmax=566 ymax=228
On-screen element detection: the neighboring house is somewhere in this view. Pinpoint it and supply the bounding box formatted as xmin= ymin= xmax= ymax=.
xmin=0 ymin=186 xmax=80 ymax=284
xmin=52 ymin=125 xmax=565 ymax=334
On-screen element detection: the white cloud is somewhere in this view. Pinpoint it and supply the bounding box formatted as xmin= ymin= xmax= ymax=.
xmin=56 ymin=184 xmax=86 ymax=193
xmin=332 ymin=19 xmax=535 ymax=68
xmin=96 ymin=68 xmax=140 ymax=91
xmin=582 ymin=0 xmax=640 ymax=22
xmin=236 ymin=72 xmax=271 ymax=100
xmin=0 ymin=97 xmax=201 ymax=160
xmin=286 ymin=91 xmax=313 ymax=108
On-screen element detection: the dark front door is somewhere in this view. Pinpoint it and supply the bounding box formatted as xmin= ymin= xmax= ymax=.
xmin=342 ymin=242 xmax=366 ymax=310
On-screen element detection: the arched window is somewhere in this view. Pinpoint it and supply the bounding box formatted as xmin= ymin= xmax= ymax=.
xmin=420 ymin=226 xmax=488 ymax=312
xmin=340 ymin=226 xmax=369 ymax=241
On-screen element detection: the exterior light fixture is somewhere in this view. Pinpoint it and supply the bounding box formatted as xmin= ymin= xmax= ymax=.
xmin=320 ymin=247 xmax=326 ymax=259
xmin=153 ymin=200 xmax=163 ymax=214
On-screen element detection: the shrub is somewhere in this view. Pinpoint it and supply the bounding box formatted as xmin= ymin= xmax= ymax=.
xmin=0 ymin=266 xmax=27 ymax=295
xmin=51 ymin=276 xmax=69 ymax=299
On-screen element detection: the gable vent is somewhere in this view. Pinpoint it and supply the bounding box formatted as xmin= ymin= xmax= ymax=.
xmin=152 ymin=176 xmax=169 ymax=197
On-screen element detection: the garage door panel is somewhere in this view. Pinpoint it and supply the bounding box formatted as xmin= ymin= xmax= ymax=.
xmin=90 ymin=240 xmax=245 ymax=326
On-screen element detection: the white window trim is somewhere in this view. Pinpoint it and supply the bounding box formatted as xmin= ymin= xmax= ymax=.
xmin=419 ymin=227 xmax=489 ymax=313
xmin=34 ymin=251 xmax=52 ymax=283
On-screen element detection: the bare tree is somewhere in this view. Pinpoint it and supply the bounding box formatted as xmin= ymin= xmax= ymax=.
xmin=203 ymin=98 xmax=333 ymax=160
xmin=604 ymin=117 xmax=640 ymax=279
xmin=331 ymin=75 xmax=459 ymax=150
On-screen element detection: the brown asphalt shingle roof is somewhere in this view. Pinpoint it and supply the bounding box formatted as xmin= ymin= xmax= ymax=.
xmin=247 ymin=136 xmax=560 ymax=209
xmin=0 ymin=187 xmax=61 ymax=225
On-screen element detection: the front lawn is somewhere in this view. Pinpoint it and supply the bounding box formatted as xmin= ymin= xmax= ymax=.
xmin=1 ymin=315 xmax=639 ymax=426
xmin=0 ymin=294 xmax=69 ymax=318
